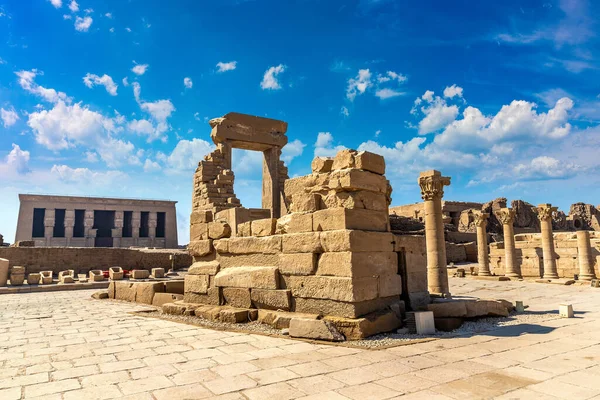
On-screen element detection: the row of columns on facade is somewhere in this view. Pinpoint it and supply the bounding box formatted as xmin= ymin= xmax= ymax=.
xmin=418 ymin=171 xmax=597 ymax=298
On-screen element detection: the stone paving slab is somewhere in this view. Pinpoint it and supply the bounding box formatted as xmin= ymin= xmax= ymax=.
xmin=1 ymin=277 xmax=600 ymax=399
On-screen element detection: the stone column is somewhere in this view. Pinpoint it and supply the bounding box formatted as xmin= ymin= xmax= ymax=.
xmin=263 ymin=147 xmax=281 ymax=219
xmin=44 ymin=209 xmax=55 ymax=246
xmin=474 ymin=212 xmax=491 ymax=276
xmin=538 ymin=203 xmax=559 ymax=279
xmin=112 ymin=211 xmax=124 ymax=248
xmin=418 ymin=170 xmax=451 ymax=296
xmin=84 ymin=210 xmax=95 ymax=247
xmin=64 ymin=209 xmax=75 ymax=246
xmin=577 ymin=230 xmax=596 ymax=281
xmin=497 ymin=208 xmax=520 ymax=278
xmin=132 ymin=211 xmax=141 ymax=246
xmin=148 ymin=212 xmax=157 ymax=247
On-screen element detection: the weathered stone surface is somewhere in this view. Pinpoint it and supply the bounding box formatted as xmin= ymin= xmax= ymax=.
xmin=190 ymin=222 xmax=209 ymax=241
xmin=311 ymin=157 xmax=334 ymax=173
xmin=214 ymin=266 xmax=279 ymax=289
xmin=251 ymin=289 xmax=291 ymax=310
xmin=322 ymin=191 xmax=388 ymax=212
xmin=290 ymin=193 xmax=321 ymax=213
xmin=152 ymin=293 xmax=183 ymax=307
xmin=217 ymin=253 xmax=279 ymax=269
xmin=131 ymin=270 xmax=150 ymax=279
xmin=328 ymin=169 xmax=388 ymax=194
xmin=237 ymin=221 xmax=252 ymax=237
xmin=214 ymin=239 xmax=229 ymax=253
xmin=194 ymin=305 xmax=221 ymax=320
xmin=251 ymin=218 xmax=277 ymax=237
xmin=320 ymin=230 xmax=394 ymax=252
xmin=151 ymin=268 xmax=165 ymax=278
xmin=183 ymin=288 xmax=220 ymax=305
xmin=278 ymin=253 xmax=317 ymax=276
xmin=188 ymin=240 xmax=213 ymax=257
xmin=91 ymin=290 xmax=109 ymax=300
xmin=208 ymin=221 xmax=232 ymax=239
xmin=188 ymin=261 xmax=220 ymax=275
xmin=316 ymin=251 xmax=397 ymax=277
xmin=465 ymin=300 xmax=510 ymax=318
xmin=89 ymin=270 xmax=104 ymax=282
xmin=276 ymin=213 xmax=313 ymax=234
xmin=219 ymin=307 xmax=251 ymax=323
xmin=331 ymin=149 xmax=357 ymax=171
xmin=108 ymin=281 xmax=115 ymax=299
xmin=190 ymin=210 xmax=213 ymax=224
xmin=136 ymin=282 xmax=165 ymax=305
xmin=109 ymin=267 xmax=123 ymax=280
xmin=426 ymin=301 xmax=468 ymax=318
xmin=287 ymin=275 xmax=378 ymax=302
xmin=282 ymin=232 xmax=322 ymax=253
xmin=293 ymin=296 xmax=400 ymax=319
xmin=27 ymin=273 xmax=40 ymax=285
xmin=228 ymin=236 xmax=281 ymax=254
xmin=379 ymin=274 xmax=402 ymax=297
xmin=313 ymin=208 xmax=388 ymax=232
xmin=257 ymin=309 xmax=319 ymax=329
xmin=210 ymin=112 xmax=288 ymax=148
xmin=185 ymin=274 xmax=209 ymax=294
xmin=289 ymin=318 xmax=345 ymax=341
xmin=40 ymin=271 xmax=53 ymax=284
xmin=165 ymin=280 xmax=184 ymax=294
xmin=115 ymin=281 xmax=136 ymax=302
xmin=324 ymin=308 xmax=401 ymax=339
xmin=222 ymin=287 xmax=252 ymax=308
xmin=162 ymin=302 xmax=199 ymax=316
xmin=355 ymin=151 xmax=385 ymax=175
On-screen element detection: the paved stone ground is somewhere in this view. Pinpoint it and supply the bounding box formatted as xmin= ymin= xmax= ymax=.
xmin=2 ymin=277 xmax=600 ymax=400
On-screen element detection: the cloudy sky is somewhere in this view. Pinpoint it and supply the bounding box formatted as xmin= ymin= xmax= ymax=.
xmin=1 ymin=0 xmax=599 ymax=244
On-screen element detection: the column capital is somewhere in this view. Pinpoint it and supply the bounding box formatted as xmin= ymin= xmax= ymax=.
xmin=537 ymin=204 xmax=557 ymax=221
xmin=418 ymin=170 xmax=451 ymax=201
xmin=497 ymin=208 xmax=515 ymax=225
xmin=473 ymin=212 xmax=489 ymax=228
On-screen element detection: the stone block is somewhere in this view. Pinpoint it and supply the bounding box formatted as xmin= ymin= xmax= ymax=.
xmin=324 ymin=309 xmax=401 ymax=339
xmin=188 ymin=240 xmax=213 ymax=257
xmin=409 ymin=311 xmax=435 ymax=335
xmin=237 ymin=221 xmax=252 ymax=237
xmin=282 ymin=232 xmax=322 ymax=253
xmin=185 ymin=274 xmax=210 ymax=294
xmin=316 ymin=251 xmax=397 ymax=277
xmin=286 ymin=275 xmax=378 ymax=302
xmin=219 ymin=307 xmax=251 ymax=323
xmin=136 ymin=282 xmax=165 ymax=305
xmin=190 ymin=210 xmax=213 ymax=224
xmin=559 ymin=304 xmax=574 ymax=318
xmin=251 ymin=289 xmax=291 ymax=310
xmin=10 ymin=273 xmax=25 ymax=286
xmin=217 ymin=253 xmax=279 ymax=269
xmin=40 ymin=271 xmax=53 ymax=285
xmin=289 ymin=318 xmax=344 ymax=341
xmin=190 ymin=222 xmax=209 ymax=241
xmin=322 ymin=191 xmax=388 ymax=212
xmin=59 ymin=270 xmax=75 ymax=284
xmin=464 ymin=300 xmax=509 ymax=318
xmin=131 ymin=270 xmax=150 ymax=280
xmin=210 ymin=112 xmax=288 ymax=148
xmin=278 ymin=253 xmax=317 ymax=276
xmin=109 ymin=267 xmax=123 ymax=280
xmin=214 ymin=239 xmax=229 ymax=253
xmin=276 ymin=213 xmax=313 ymax=234
xmin=165 ymin=280 xmax=185 ymax=294
xmin=426 ymin=301 xmax=467 ymax=318
xmin=115 ymin=281 xmax=136 ymax=302
xmin=293 ymin=297 xmax=400 ymax=319
xmin=257 ymin=309 xmax=319 ymax=329
xmin=311 ymin=157 xmax=334 ymax=173
xmin=331 ymin=149 xmax=356 ymax=171
xmin=89 ymin=270 xmax=105 ymax=282
xmin=194 ymin=305 xmax=222 ymax=320
xmin=228 ymin=236 xmax=281 ymax=254
xmin=320 ymin=230 xmax=394 ymax=252
xmin=91 ymin=290 xmax=109 ymax=300
xmin=162 ymin=302 xmax=199 ymax=316
xmin=183 ymin=288 xmax=220 ymax=305
xmin=189 ymin=261 xmax=220 ymax=275
xmin=222 ymin=287 xmax=252 ymax=308
xmin=11 ymin=266 xmax=25 ymax=274
xmin=251 ymin=218 xmax=277 ymax=237
xmin=0 ymin=258 xmax=7 ymax=287
xmin=152 ymin=293 xmax=184 ymax=307
xmin=151 ymin=268 xmax=165 ymax=279
xmin=208 ymin=221 xmax=232 ymax=239
xmin=290 ymin=193 xmax=321 ymax=213
xmin=214 ymin=266 xmax=279 ymax=289
xmin=27 ymin=273 xmax=41 ymax=285
xmin=355 ymin=151 xmax=385 ymax=175
xmin=328 ymin=169 xmax=388 ymax=194
xmin=434 ymin=317 xmax=463 ymax=332
xmin=313 ymin=208 xmax=388 ymax=232
xmin=379 ymin=274 xmax=402 ymax=297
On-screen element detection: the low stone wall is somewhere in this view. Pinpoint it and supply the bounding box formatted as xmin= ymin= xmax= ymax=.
xmin=489 ymin=232 xmax=600 ymax=278
xmin=0 ymin=247 xmax=192 ymax=275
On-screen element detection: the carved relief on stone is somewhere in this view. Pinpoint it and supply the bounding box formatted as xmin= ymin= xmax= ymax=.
xmin=496 ymin=208 xmax=515 ymax=225
xmin=418 ymin=172 xmax=451 ymax=201
xmin=537 ymin=204 xmax=557 ymax=221
xmin=473 ymin=212 xmax=489 ymax=227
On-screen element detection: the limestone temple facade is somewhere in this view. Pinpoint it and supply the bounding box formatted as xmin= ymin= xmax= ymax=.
xmin=15 ymin=194 xmax=178 ymax=248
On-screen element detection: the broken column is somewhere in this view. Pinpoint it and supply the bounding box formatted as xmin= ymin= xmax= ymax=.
xmin=497 ymin=208 xmax=520 ymax=278
xmin=538 ymin=203 xmax=559 ymax=279
xmin=474 ymin=212 xmax=491 ymax=276
xmin=577 ymin=230 xmax=596 ymax=281
xmin=418 ymin=170 xmax=451 ymax=296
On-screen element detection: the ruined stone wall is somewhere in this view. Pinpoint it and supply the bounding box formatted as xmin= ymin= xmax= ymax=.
xmin=0 ymin=247 xmax=192 ymax=275
xmin=489 ymin=232 xmax=600 ymax=278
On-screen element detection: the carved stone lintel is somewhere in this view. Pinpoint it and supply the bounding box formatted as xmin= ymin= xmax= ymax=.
xmin=537 ymin=204 xmax=558 ymax=221
xmin=418 ymin=170 xmax=451 ymax=201
xmin=497 ymin=208 xmax=515 ymax=225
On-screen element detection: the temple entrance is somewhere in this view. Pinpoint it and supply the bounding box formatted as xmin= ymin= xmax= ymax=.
xmin=94 ymin=210 xmax=115 ymax=247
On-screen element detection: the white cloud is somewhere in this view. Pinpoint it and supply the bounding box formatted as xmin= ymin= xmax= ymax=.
xmin=314 ymin=132 xmax=346 ymax=157
xmin=95 ymin=138 xmax=141 ymax=168
xmin=109 ymin=27 xmax=115 ymax=33
xmin=130 ymin=82 xmax=176 ymax=142
xmin=166 ymin=139 xmax=214 ymax=171
xmin=49 ymin=0 xmax=62 ymax=8
xmin=5 ymin=144 xmax=30 ymax=174
xmin=84 ymin=8 xmax=93 ymax=13
xmin=125 ymin=27 xmax=131 ymax=32
xmin=341 ymin=106 xmax=350 ymax=117
xmin=194 ymin=112 xmax=201 ymax=121
xmin=140 ymin=100 xmax=175 ymax=123
xmin=414 ymin=91 xmax=459 ymax=134
xmin=1 ymin=107 xmax=19 ymax=127
xmin=85 ymin=151 xmax=99 ymax=162
xmin=128 ymin=119 xmax=155 ymax=137
xmin=375 ymin=88 xmax=404 ymax=99
xmin=216 ymin=61 xmax=237 ymax=73
xmin=260 ymin=64 xmax=285 ymax=90
xmin=105 ymin=12 xmax=112 ymax=18
xmin=15 ymin=69 xmax=70 ymax=103
xmin=143 ymin=158 xmax=161 ymax=172
xmin=346 ymin=69 xmax=372 ymax=101
xmin=63 ymin=14 xmax=71 ymax=20
xmin=183 ymin=77 xmax=193 ymax=89
xmin=68 ymin=0 xmax=78 ymax=12
xmin=377 ymin=71 xmax=407 ymax=84
xmin=83 ymin=73 xmax=118 ymax=96
xmin=131 ymin=62 xmax=148 ymax=76
xmin=282 ymin=139 xmax=306 ymax=163
xmin=513 ymin=156 xmax=580 ymax=180
xmin=443 ymin=84 xmax=463 ymax=99
xmin=132 ymin=82 xmax=141 ymax=101
xmin=74 ymin=16 xmax=93 ymax=32
xmin=51 ymin=165 xmax=126 ymax=185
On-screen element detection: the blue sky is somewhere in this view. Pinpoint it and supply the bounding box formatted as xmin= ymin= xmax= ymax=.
xmin=1 ymin=0 xmax=599 ymax=244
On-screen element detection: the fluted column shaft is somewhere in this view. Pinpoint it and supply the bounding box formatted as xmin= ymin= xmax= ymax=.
xmin=538 ymin=204 xmax=559 ymax=279
xmin=577 ymin=230 xmax=596 ymax=281
xmin=498 ymin=208 xmax=520 ymax=278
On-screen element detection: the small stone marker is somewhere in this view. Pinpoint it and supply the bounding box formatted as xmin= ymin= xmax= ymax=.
xmin=406 ymin=311 xmax=435 ymax=335
xmin=559 ymin=304 xmax=574 ymax=318
xmin=151 ymin=268 xmax=165 ymax=279
xmin=591 ymin=279 xmax=600 ymax=288
xmin=515 ymin=301 xmax=525 ymax=313
xmin=89 ymin=270 xmax=105 ymax=282
xmin=39 ymin=271 xmax=53 ymax=285
xmin=109 ymin=267 xmax=124 ymax=280
xmin=131 ymin=269 xmax=150 ymax=279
